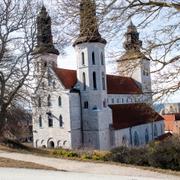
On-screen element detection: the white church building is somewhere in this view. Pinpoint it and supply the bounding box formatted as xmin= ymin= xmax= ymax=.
xmin=32 ymin=1 xmax=164 ymax=150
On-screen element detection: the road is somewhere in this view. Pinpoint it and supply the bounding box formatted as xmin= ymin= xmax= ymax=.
xmin=0 ymin=168 xmax=174 ymax=180
xmin=0 ymin=151 xmax=179 ymax=180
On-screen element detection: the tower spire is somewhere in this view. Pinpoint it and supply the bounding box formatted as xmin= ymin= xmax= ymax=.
xmin=73 ymin=0 xmax=106 ymax=46
xmin=124 ymin=21 xmax=142 ymax=51
xmin=33 ymin=6 xmax=59 ymax=55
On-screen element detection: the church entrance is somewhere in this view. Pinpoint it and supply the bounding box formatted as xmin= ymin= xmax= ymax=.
xmin=49 ymin=141 xmax=55 ymax=148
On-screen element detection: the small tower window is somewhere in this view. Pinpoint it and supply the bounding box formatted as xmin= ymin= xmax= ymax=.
xmin=39 ymin=115 xmax=42 ymax=128
xmin=38 ymin=97 xmax=41 ymax=107
xmin=48 ymin=112 xmax=53 ymax=127
xmin=93 ymin=71 xmax=97 ymax=90
xmin=92 ymin=52 xmax=95 ymax=65
xmin=102 ymin=72 xmax=105 ymax=90
xmin=84 ymin=101 xmax=88 ymax=109
xmin=143 ymin=70 xmax=146 ymax=76
xmin=58 ymin=96 xmax=62 ymax=106
xmin=82 ymin=52 xmax=85 ymax=65
xmin=82 ymin=72 xmax=86 ymax=90
xmin=101 ymin=52 xmax=104 ymax=65
xmin=47 ymin=95 xmax=51 ymax=107
xmin=59 ymin=115 xmax=63 ymax=127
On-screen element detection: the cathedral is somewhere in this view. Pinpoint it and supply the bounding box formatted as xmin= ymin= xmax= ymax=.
xmin=32 ymin=1 xmax=164 ymax=150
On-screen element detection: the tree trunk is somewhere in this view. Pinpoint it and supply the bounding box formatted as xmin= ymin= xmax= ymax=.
xmin=0 ymin=106 xmax=7 ymax=140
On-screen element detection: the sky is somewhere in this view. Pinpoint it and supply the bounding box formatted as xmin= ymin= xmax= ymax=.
xmin=46 ymin=0 xmax=180 ymax=104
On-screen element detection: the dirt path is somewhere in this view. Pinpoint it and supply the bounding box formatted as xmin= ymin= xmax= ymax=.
xmin=0 ymin=150 xmax=179 ymax=180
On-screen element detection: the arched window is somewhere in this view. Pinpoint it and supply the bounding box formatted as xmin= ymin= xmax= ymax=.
xmin=82 ymin=72 xmax=86 ymax=90
xmin=48 ymin=112 xmax=53 ymax=127
xmin=82 ymin=52 xmax=85 ymax=65
xmin=47 ymin=95 xmax=51 ymax=107
xmin=154 ymin=124 xmax=158 ymax=137
xmin=134 ymin=131 xmax=139 ymax=146
xmin=103 ymin=99 xmax=106 ymax=107
xmin=38 ymin=97 xmax=41 ymax=107
xmin=101 ymin=52 xmax=104 ymax=65
xmin=145 ymin=128 xmax=149 ymax=144
xmin=39 ymin=116 xmax=42 ymax=128
xmin=53 ymin=81 xmax=56 ymax=89
xmin=102 ymin=72 xmax=105 ymax=90
xmin=58 ymin=96 xmax=62 ymax=106
xmin=122 ymin=135 xmax=127 ymax=146
xmin=93 ymin=72 xmax=97 ymax=90
xmin=92 ymin=52 xmax=95 ymax=65
xmin=59 ymin=115 xmax=63 ymax=127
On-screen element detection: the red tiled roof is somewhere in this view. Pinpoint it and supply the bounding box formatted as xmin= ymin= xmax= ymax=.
xmin=53 ymin=68 xmax=77 ymax=89
xmin=53 ymin=68 xmax=142 ymax=94
xmin=109 ymin=103 xmax=164 ymax=130
xmin=106 ymin=74 xmax=142 ymax=94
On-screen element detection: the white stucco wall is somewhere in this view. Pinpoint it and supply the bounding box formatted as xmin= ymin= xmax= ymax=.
xmin=113 ymin=120 xmax=165 ymax=148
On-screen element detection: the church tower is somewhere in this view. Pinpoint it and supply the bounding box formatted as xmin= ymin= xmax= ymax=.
xmin=73 ymin=0 xmax=112 ymax=150
xmin=32 ymin=5 xmax=59 ymax=82
xmin=117 ymin=22 xmax=152 ymax=102
xmin=32 ymin=6 xmax=59 ymax=148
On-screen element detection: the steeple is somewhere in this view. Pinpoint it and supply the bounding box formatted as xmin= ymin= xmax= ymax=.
xmin=33 ymin=6 xmax=59 ymax=55
xmin=118 ymin=21 xmax=148 ymax=61
xmin=124 ymin=21 xmax=142 ymax=51
xmin=73 ymin=0 xmax=106 ymax=46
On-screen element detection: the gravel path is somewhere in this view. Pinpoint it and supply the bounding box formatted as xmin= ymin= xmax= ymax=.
xmin=0 ymin=151 xmax=179 ymax=180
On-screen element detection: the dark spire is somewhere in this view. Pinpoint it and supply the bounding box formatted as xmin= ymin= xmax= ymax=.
xmin=124 ymin=21 xmax=142 ymax=51
xmin=33 ymin=6 xmax=59 ymax=55
xmin=118 ymin=21 xmax=149 ymax=61
xmin=73 ymin=0 xmax=106 ymax=46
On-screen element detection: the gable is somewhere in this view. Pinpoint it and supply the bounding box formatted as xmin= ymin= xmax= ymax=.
xmin=53 ymin=67 xmax=77 ymax=89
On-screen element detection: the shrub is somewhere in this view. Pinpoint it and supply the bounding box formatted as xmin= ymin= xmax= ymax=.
xmin=92 ymin=151 xmax=110 ymax=161
xmin=80 ymin=153 xmax=92 ymax=160
xmin=110 ymin=146 xmax=130 ymax=163
xmin=147 ymin=136 xmax=180 ymax=170
xmin=52 ymin=149 xmax=78 ymax=158
xmin=128 ymin=147 xmax=149 ymax=166
xmin=110 ymin=136 xmax=180 ymax=170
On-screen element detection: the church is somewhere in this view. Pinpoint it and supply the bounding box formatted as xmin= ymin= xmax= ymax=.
xmin=32 ymin=0 xmax=164 ymax=150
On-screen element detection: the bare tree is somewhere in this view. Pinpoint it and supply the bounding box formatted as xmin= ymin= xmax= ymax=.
xmin=55 ymin=0 xmax=180 ymax=101
xmin=0 ymin=0 xmax=37 ymax=136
